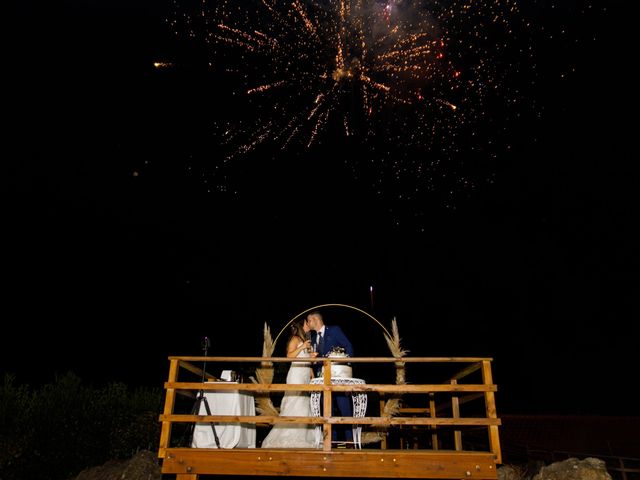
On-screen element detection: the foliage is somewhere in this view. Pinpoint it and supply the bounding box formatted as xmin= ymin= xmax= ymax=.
xmin=0 ymin=372 xmax=162 ymax=480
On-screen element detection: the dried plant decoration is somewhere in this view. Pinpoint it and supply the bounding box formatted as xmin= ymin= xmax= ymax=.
xmin=250 ymin=323 xmax=278 ymax=417
xmin=384 ymin=317 xmax=409 ymax=386
xmin=362 ymin=317 xmax=408 ymax=444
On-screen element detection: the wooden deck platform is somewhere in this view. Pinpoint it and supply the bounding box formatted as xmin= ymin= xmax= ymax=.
xmin=158 ymin=356 xmax=502 ymax=479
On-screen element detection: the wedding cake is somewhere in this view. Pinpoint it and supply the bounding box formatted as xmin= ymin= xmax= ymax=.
xmin=322 ymin=347 xmax=352 ymax=378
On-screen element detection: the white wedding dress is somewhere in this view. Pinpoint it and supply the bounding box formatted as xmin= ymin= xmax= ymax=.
xmin=261 ymin=345 xmax=318 ymax=448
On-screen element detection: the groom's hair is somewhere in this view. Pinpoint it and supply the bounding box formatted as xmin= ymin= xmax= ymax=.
xmin=308 ymin=310 xmax=323 ymax=322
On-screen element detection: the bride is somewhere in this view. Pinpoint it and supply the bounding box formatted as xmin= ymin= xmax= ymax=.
xmin=261 ymin=319 xmax=318 ymax=448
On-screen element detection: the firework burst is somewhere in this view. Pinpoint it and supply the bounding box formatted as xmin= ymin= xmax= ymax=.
xmin=169 ymin=0 xmax=533 ymax=204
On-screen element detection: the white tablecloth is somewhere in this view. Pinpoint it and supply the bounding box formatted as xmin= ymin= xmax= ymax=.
xmin=309 ymin=377 xmax=367 ymax=448
xmin=191 ymin=385 xmax=256 ymax=449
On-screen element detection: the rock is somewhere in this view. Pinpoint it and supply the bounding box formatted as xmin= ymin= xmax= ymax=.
xmin=498 ymin=464 xmax=526 ymax=480
xmin=532 ymin=457 xmax=612 ymax=480
xmin=71 ymin=450 xmax=161 ymax=480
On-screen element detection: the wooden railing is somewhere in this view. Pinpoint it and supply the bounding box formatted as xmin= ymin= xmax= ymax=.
xmin=158 ymin=356 xmax=502 ymax=479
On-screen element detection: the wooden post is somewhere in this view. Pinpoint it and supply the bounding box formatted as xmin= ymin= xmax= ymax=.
xmin=451 ymin=379 xmax=462 ymax=451
xmin=429 ymin=392 xmax=438 ymax=450
xmin=619 ymin=457 xmax=628 ymax=480
xmin=158 ymin=358 xmax=180 ymax=458
xmin=379 ymin=396 xmax=387 ymax=449
xmin=481 ymin=360 xmax=502 ymax=463
xmin=322 ymin=359 xmax=332 ymax=451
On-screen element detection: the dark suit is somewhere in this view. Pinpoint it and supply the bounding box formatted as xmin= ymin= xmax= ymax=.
xmin=312 ymin=325 xmax=354 ymax=442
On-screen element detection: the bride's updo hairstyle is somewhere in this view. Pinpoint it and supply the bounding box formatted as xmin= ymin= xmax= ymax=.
xmin=289 ymin=319 xmax=307 ymax=344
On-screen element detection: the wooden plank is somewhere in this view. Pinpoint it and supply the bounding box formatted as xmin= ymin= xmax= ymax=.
xmin=159 ymin=414 xmax=501 ymax=426
xmin=398 ymin=407 xmax=430 ymax=414
xmin=162 ymin=448 xmax=498 ymax=479
xmin=450 ymin=362 xmax=482 ymax=381
xmin=163 ymin=382 xmax=497 ymax=393
xmin=458 ymin=392 xmax=485 ymax=406
xmin=159 ymin=414 xmax=323 ymax=424
xmin=170 ymin=356 xmax=493 ymax=363
xmin=177 ymin=360 xmax=217 ymax=381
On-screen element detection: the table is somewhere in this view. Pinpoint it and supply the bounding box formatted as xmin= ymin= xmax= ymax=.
xmin=191 ymin=384 xmax=256 ymax=449
xmin=309 ymin=377 xmax=367 ymax=448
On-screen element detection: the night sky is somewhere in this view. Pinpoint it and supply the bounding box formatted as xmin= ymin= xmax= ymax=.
xmin=3 ymin=1 xmax=636 ymax=417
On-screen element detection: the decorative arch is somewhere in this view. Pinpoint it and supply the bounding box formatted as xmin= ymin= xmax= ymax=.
xmin=273 ymin=303 xmax=391 ymax=349
xmin=253 ymin=303 xmax=407 ymax=442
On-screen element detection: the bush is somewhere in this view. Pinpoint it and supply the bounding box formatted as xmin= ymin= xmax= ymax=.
xmin=0 ymin=372 xmax=162 ymax=480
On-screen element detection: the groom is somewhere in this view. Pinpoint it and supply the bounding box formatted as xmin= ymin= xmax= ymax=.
xmin=305 ymin=310 xmax=354 ymax=445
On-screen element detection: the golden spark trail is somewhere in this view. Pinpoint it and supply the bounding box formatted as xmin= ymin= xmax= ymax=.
xmin=292 ymin=0 xmax=318 ymax=39
xmin=247 ymin=80 xmax=286 ymax=95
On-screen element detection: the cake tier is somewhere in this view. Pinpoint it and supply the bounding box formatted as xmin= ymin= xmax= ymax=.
xmin=321 ymin=364 xmax=353 ymax=379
